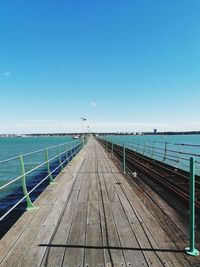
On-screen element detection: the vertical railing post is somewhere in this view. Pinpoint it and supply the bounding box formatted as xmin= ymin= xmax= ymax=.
xmin=111 ymin=141 xmax=113 ymax=159
xmin=185 ymin=157 xmax=199 ymax=256
xmin=75 ymin=142 xmax=79 ymax=154
xmin=45 ymin=149 xmax=56 ymax=185
xmin=74 ymin=143 xmax=78 ymax=155
xmin=163 ymin=142 xmax=167 ymax=161
xmin=151 ymin=141 xmax=155 ymax=158
xmin=71 ymin=144 xmax=74 ymax=158
xmin=65 ymin=144 xmax=69 ymax=164
xmin=20 ymin=155 xmax=37 ymax=210
xmin=82 ymin=138 xmax=84 ymax=148
xmin=143 ymin=141 xmax=146 ymax=155
xmin=136 ymin=141 xmax=139 ymax=153
xmin=58 ymin=146 xmax=64 ymax=170
xmin=123 ymin=142 xmax=126 ymax=173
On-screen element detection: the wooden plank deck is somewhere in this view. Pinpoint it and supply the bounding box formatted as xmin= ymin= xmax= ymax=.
xmin=0 ymin=137 xmax=200 ymax=267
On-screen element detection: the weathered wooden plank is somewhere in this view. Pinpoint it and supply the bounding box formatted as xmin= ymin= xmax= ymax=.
xmin=111 ymin=199 xmax=148 ymax=267
xmin=0 ymin=189 xmax=51 ymax=264
xmin=99 ymin=200 xmax=127 ymax=267
xmin=116 ymin=188 xmax=166 ymax=267
xmin=84 ymin=175 xmax=104 ymax=267
xmin=1 ymin=204 xmax=52 ymax=267
xmin=1 ymin=138 xmax=200 ymax=267
xmin=97 ymin=171 xmax=126 ymax=266
xmin=40 ymin=189 xmax=80 ymax=267
xmin=19 ymin=148 xmax=87 ymax=266
xmin=125 ymin=177 xmax=200 ymax=266
xmin=84 ymin=224 xmax=105 ymax=267
xmin=62 ymin=202 xmax=87 ymax=267
xmin=116 ymin=177 xmax=191 ymax=267
xmin=97 ymin=149 xmax=187 ymax=266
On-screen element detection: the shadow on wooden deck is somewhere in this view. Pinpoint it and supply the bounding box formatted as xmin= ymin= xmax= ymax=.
xmin=39 ymin=243 xmax=185 ymax=253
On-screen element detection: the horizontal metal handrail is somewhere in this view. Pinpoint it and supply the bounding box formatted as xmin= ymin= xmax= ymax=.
xmin=0 ymin=139 xmax=84 ymax=222
xmin=0 ymin=142 xmax=80 ymax=189
xmin=0 ymin=174 xmax=24 ymax=190
xmin=100 ymin=137 xmax=200 ymax=173
xmin=103 ymin=138 xmax=200 ymax=159
xmin=22 ymin=140 xmax=78 ymax=157
xmin=0 ymin=140 xmax=78 ymax=165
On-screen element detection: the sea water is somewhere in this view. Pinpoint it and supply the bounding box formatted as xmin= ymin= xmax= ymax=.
xmin=0 ymin=136 xmax=76 ymax=212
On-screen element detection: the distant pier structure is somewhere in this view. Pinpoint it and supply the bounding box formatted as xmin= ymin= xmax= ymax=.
xmin=0 ymin=136 xmax=200 ymax=266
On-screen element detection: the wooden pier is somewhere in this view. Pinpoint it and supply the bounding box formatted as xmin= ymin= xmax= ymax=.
xmin=0 ymin=137 xmax=200 ymax=266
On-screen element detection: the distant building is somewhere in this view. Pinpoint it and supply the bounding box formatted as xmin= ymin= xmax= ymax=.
xmin=154 ymin=129 xmax=157 ymax=134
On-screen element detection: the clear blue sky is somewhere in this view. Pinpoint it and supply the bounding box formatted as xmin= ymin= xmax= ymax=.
xmin=0 ymin=0 xmax=200 ymax=133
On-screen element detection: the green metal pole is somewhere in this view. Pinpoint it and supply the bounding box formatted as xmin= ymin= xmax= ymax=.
xmin=74 ymin=143 xmax=78 ymax=155
xmin=163 ymin=142 xmax=167 ymax=161
xmin=185 ymin=157 xmax=199 ymax=256
xmin=58 ymin=146 xmax=64 ymax=170
xmin=65 ymin=144 xmax=69 ymax=164
xmin=151 ymin=141 xmax=155 ymax=158
xmin=45 ymin=149 xmax=56 ymax=185
xmin=143 ymin=141 xmax=146 ymax=155
xmin=111 ymin=141 xmax=113 ymax=159
xmin=136 ymin=142 xmax=139 ymax=153
xmin=20 ymin=155 xmax=37 ymax=211
xmin=123 ymin=142 xmax=126 ymax=173
xmin=71 ymin=144 xmax=73 ymax=158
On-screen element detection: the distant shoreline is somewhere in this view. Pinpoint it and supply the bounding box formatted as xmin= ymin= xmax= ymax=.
xmin=1 ymin=131 xmax=200 ymax=137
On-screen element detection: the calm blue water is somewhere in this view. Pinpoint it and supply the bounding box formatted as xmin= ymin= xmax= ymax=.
xmin=0 ymin=136 xmax=75 ymax=185
xmin=0 ymin=136 xmax=79 ymax=205
xmin=103 ymin=134 xmax=200 ymax=175
xmin=0 ymin=136 xmax=73 ymax=161
xmin=0 ymin=136 xmax=82 ymax=236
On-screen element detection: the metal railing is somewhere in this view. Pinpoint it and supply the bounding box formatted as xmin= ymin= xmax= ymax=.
xmin=101 ymin=136 xmax=200 ymax=174
xmin=99 ymin=137 xmax=200 ymax=257
xmin=0 ymin=139 xmax=84 ymax=222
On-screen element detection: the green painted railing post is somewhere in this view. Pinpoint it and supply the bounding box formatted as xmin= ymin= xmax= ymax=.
xmin=111 ymin=141 xmax=113 ymax=159
xmin=185 ymin=157 xmax=199 ymax=256
xmin=143 ymin=141 xmax=146 ymax=155
xmin=58 ymin=146 xmax=64 ymax=170
xmin=74 ymin=143 xmax=78 ymax=155
xmin=82 ymin=138 xmax=84 ymax=148
xmin=45 ymin=149 xmax=56 ymax=185
xmin=151 ymin=141 xmax=155 ymax=158
xmin=136 ymin=142 xmax=139 ymax=153
xmin=65 ymin=144 xmax=69 ymax=164
xmin=71 ymin=145 xmax=74 ymax=158
xmin=123 ymin=142 xmax=126 ymax=173
xmin=20 ymin=155 xmax=37 ymax=211
xmin=163 ymin=142 xmax=168 ymax=161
